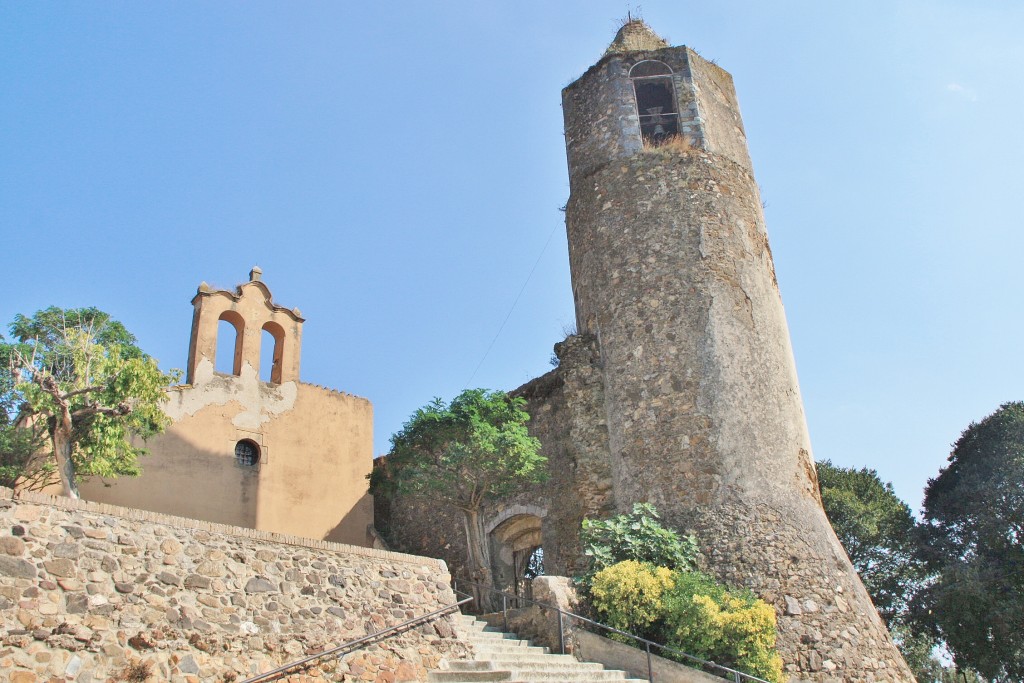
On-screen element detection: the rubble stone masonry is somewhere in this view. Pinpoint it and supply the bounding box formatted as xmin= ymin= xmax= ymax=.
xmin=0 ymin=487 xmax=467 ymax=683
xmin=559 ymin=27 xmax=914 ymax=682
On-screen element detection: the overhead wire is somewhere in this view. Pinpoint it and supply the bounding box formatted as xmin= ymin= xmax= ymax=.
xmin=464 ymin=221 xmax=561 ymax=388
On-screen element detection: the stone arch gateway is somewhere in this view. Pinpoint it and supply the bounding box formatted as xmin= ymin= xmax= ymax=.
xmin=487 ymin=506 xmax=546 ymax=599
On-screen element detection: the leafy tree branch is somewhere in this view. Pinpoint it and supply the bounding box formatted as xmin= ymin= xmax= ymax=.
xmin=1 ymin=307 xmax=180 ymax=497
xmin=370 ymin=388 xmax=546 ymax=609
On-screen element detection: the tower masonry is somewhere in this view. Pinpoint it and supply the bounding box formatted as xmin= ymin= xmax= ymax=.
xmin=562 ymin=22 xmax=912 ymax=681
xmin=375 ymin=20 xmax=915 ymax=683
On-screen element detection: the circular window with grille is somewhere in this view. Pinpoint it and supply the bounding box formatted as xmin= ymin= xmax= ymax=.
xmin=234 ymin=439 xmax=260 ymax=467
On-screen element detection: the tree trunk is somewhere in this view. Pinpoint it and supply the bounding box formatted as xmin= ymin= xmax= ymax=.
xmin=51 ymin=409 xmax=79 ymax=499
xmin=462 ymin=507 xmax=496 ymax=612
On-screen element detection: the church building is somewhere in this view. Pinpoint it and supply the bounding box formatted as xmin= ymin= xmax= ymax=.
xmin=80 ymin=268 xmax=375 ymax=547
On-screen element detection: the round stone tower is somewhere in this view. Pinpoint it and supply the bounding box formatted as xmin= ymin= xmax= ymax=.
xmin=562 ymin=22 xmax=913 ymax=682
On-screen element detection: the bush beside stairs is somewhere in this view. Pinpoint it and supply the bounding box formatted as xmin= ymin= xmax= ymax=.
xmin=430 ymin=613 xmax=648 ymax=683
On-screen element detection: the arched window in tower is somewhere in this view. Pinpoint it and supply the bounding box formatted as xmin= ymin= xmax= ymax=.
xmin=216 ymin=311 xmax=245 ymax=376
xmin=260 ymin=321 xmax=286 ymax=384
xmin=629 ymin=60 xmax=679 ymax=144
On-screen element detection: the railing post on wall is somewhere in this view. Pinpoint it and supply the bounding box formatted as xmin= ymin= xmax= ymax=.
xmin=558 ymin=611 xmax=565 ymax=655
xmin=502 ymin=594 xmax=508 ymax=633
xmin=646 ymin=642 xmax=653 ymax=682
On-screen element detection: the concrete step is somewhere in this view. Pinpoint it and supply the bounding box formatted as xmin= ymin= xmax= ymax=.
xmin=436 ymin=667 xmax=634 ymax=683
xmin=500 ymin=672 xmax=629 ymax=682
xmin=470 ymin=653 xmax=578 ymax=664
xmin=435 ymin=613 xmax=645 ymax=683
xmin=471 ymin=631 xmax=527 ymax=641
xmin=465 ymin=631 xmax=530 ymax=641
xmin=467 ymin=639 xmax=549 ymax=653
xmin=428 ymin=671 xmax=513 ymax=683
xmin=468 ymin=638 xmax=543 ymax=647
xmin=468 ymin=634 xmax=524 ymax=643
xmin=450 ymin=660 xmax=606 ymax=673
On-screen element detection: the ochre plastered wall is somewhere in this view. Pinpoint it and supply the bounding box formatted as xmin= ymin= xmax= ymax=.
xmin=79 ymin=270 xmax=374 ymax=547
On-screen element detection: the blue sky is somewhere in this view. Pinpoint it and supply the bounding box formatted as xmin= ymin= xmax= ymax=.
xmin=2 ymin=1 xmax=1022 ymax=512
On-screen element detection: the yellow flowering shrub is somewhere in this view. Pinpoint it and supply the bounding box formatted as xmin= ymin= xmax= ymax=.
xmin=589 ymin=560 xmax=674 ymax=634
xmin=663 ymin=572 xmax=784 ymax=683
xmin=579 ymin=507 xmax=785 ymax=683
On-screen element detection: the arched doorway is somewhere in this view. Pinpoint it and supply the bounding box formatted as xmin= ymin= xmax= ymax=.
xmin=488 ymin=508 xmax=545 ymax=603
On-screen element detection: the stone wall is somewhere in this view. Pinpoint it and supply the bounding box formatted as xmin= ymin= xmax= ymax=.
xmin=685 ymin=49 xmax=752 ymax=174
xmin=508 ymin=333 xmax=615 ymax=578
xmin=0 ymin=487 xmax=467 ymax=683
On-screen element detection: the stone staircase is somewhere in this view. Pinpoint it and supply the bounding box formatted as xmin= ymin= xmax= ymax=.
xmin=429 ymin=614 xmax=648 ymax=683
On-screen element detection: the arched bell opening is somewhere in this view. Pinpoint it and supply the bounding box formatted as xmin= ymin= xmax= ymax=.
xmin=629 ymin=60 xmax=679 ymax=145
xmin=215 ymin=311 xmax=245 ymax=376
xmin=260 ymin=321 xmax=286 ymax=384
xmin=488 ymin=513 xmax=544 ymax=603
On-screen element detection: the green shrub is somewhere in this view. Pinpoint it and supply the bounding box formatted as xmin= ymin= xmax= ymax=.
xmin=661 ymin=571 xmax=784 ymax=683
xmin=578 ymin=507 xmax=783 ymax=683
xmin=590 ymin=560 xmax=674 ymax=636
xmin=579 ymin=503 xmax=698 ymax=585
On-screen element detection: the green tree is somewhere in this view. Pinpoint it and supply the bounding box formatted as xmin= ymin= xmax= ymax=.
xmin=1 ymin=307 xmax=179 ymax=498
xmin=369 ymin=389 xmax=546 ymax=603
xmin=0 ymin=418 xmax=50 ymax=491
xmin=0 ymin=339 xmax=51 ymax=489
xmin=917 ymin=402 xmax=1024 ymax=682
xmin=817 ymin=460 xmax=925 ymax=626
xmin=814 ymin=461 xmax=962 ymax=680
xmin=579 ymin=502 xmax=698 ymax=586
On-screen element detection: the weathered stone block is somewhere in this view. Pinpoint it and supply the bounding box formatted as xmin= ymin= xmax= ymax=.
xmin=0 ymin=556 xmax=36 ymax=579
xmin=51 ymin=543 xmax=80 ymax=559
xmin=66 ymin=593 xmax=90 ymax=614
xmin=157 ymin=571 xmax=182 ymax=586
xmin=0 ymin=536 xmax=26 ymax=556
xmin=183 ymin=573 xmax=211 ymax=589
xmin=244 ymin=577 xmax=277 ymax=593
xmin=42 ymin=559 xmax=76 ymax=578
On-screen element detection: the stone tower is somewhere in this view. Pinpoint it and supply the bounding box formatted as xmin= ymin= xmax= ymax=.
xmin=561 ymin=21 xmax=913 ymax=681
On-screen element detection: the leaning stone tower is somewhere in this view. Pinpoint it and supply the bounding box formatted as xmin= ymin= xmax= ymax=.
xmin=562 ymin=22 xmax=913 ymax=681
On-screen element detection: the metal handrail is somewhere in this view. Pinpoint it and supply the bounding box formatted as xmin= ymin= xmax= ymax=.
xmin=240 ymin=590 xmax=475 ymax=683
xmin=456 ymin=579 xmax=770 ymax=683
